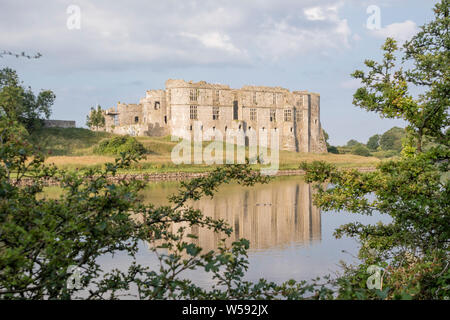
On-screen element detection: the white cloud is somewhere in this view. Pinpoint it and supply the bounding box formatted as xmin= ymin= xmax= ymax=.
xmin=179 ymin=32 xmax=241 ymax=55
xmin=304 ymin=7 xmax=327 ymax=21
xmin=371 ymin=20 xmax=418 ymax=43
xmin=0 ymin=0 xmax=354 ymax=71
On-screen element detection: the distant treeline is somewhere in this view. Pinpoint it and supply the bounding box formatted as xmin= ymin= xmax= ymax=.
xmin=325 ymin=127 xmax=407 ymax=158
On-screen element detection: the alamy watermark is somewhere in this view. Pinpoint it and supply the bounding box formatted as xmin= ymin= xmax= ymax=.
xmin=66 ymin=5 xmax=81 ymax=30
xmin=66 ymin=265 xmax=82 ymax=290
xmin=366 ymin=5 xmax=381 ymax=30
xmin=366 ymin=265 xmax=384 ymax=290
xmin=170 ymin=122 xmax=280 ymax=175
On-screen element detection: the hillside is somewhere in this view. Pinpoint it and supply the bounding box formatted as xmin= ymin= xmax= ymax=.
xmin=27 ymin=127 xmax=113 ymax=156
xmin=28 ymin=127 xmax=380 ymax=172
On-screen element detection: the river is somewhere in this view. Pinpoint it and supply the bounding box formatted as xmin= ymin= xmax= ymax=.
xmin=95 ymin=175 xmax=388 ymax=290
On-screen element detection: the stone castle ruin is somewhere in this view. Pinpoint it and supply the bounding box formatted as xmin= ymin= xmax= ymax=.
xmin=99 ymin=79 xmax=327 ymax=153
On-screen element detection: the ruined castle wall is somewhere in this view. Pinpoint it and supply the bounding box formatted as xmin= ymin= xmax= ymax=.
xmin=140 ymin=90 xmax=169 ymax=136
xmin=99 ymin=79 xmax=327 ymax=153
xmin=43 ymin=120 xmax=76 ymax=128
xmin=298 ymin=93 xmax=310 ymax=153
xmin=309 ymin=94 xmax=326 ymax=153
xmin=117 ymin=103 xmax=143 ymax=126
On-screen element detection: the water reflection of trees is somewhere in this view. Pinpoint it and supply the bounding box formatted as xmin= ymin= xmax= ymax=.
xmin=142 ymin=179 xmax=322 ymax=251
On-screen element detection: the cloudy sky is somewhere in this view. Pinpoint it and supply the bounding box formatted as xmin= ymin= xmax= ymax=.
xmin=0 ymin=0 xmax=439 ymax=145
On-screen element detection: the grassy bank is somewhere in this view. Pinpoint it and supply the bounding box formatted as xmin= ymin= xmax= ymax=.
xmin=30 ymin=128 xmax=381 ymax=173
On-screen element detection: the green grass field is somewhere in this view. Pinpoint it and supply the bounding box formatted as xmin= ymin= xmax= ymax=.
xmin=29 ymin=127 xmax=381 ymax=173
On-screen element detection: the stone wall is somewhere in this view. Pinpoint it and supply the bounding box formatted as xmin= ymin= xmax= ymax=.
xmin=99 ymin=79 xmax=327 ymax=153
xmin=43 ymin=120 xmax=76 ymax=128
xmin=13 ymin=167 xmax=376 ymax=187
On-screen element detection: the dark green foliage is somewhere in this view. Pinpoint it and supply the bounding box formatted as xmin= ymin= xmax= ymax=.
xmin=95 ymin=136 xmax=147 ymax=156
xmin=323 ymin=129 xmax=339 ymax=154
xmin=379 ymin=127 xmax=406 ymax=152
xmin=367 ymin=134 xmax=380 ymax=151
xmin=86 ymin=105 xmax=105 ymax=130
xmin=346 ymin=139 xmax=360 ymax=147
xmin=0 ymin=68 xmax=55 ymax=131
xmin=327 ymin=145 xmax=339 ymax=154
xmin=351 ymin=144 xmax=371 ymax=157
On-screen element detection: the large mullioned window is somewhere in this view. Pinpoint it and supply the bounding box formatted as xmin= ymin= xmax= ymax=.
xmin=190 ymin=105 xmax=198 ymax=120
xmin=212 ymin=106 xmax=219 ymax=120
xmin=250 ymin=108 xmax=257 ymax=121
xmin=284 ymin=109 xmax=292 ymax=122
xmin=270 ymin=109 xmax=276 ymax=122
xmin=190 ymin=89 xmax=198 ymax=102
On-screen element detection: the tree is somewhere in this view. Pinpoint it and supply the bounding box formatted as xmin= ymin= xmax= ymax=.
xmin=322 ymin=129 xmax=339 ymax=153
xmin=346 ymin=139 xmax=360 ymax=147
xmin=327 ymin=145 xmax=339 ymax=154
xmin=351 ymin=1 xmax=449 ymax=153
xmin=0 ymin=120 xmax=333 ymax=299
xmin=0 ymin=50 xmax=41 ymax=59
xmin=367 ymin=134 xmax=380 ymax=151
xmin=95 ymin=136 xmax=147 ymax=156
xmin=301 ymin=0 xmax=449 ymax=299
xmin=0 ymin=68 xmax=55 ymax=131
xmin=351 ymin=144 xmax=371 ymax=157
xmin=86 ymin=105 xmax=105 ymax=131
xmin=379 ymin=127 xmax=406 ymax=152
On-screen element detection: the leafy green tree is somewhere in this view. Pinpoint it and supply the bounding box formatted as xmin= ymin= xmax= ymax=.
xmin=301 ymin=0 xmax=449 ymax=300
xmin=86 ymin=105 xmax=105 ymax=131
xmin=322 ymin=129 xmax=339 ymax=154
xmin=346 ymin=139 xmax=360 ymax=147
xmin=323 ymin=129 xmax=329 ymax=143
xmin=351 ymin=1 xmax=449 ymax=152
xmin=351 ymin=144 xmax=371 ymax=157
xmin=379 ymin=127 xmax=406 ymax=152
xmin=95 ymin=136 xmax=146 ymax=156
xmin=327 ymin=145 xmax=339 ymax=154
xmin=0 ymin=68 xmax=55 ymax=131
xmin=367 ymin=134 xmax=380 ymax=151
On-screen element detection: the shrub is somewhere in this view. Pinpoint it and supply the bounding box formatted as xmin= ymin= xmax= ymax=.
xmin=367 ymin=134 xmax=381 ymax=150
xmin=95 ymin=136 xmax=146 ymax=156
xmin=351 ymin=144 xmax=371 ymax=157
xmin=346 ymin=139 xmax=360 ymax=147
xmin=327 ymin=145 xmax=339 ymax=154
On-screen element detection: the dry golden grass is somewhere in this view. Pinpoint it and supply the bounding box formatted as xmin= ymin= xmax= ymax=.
xmin=28 ymin=128 xmax=379 ymax=174
xmin=278 ymin=151 xmax=380 ymax=168
xmin=45 ymin=155 xmax=115 ymax=167
xmin=44 ymin=150 xmax=380 ymax=173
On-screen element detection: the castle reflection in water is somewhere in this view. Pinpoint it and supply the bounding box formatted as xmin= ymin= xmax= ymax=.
xmin=141 ymin=177 xmax=322 ymax=251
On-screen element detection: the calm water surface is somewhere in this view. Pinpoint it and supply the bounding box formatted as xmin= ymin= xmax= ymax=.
xmin=96 ymin=176 xmax=389 ymax=289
